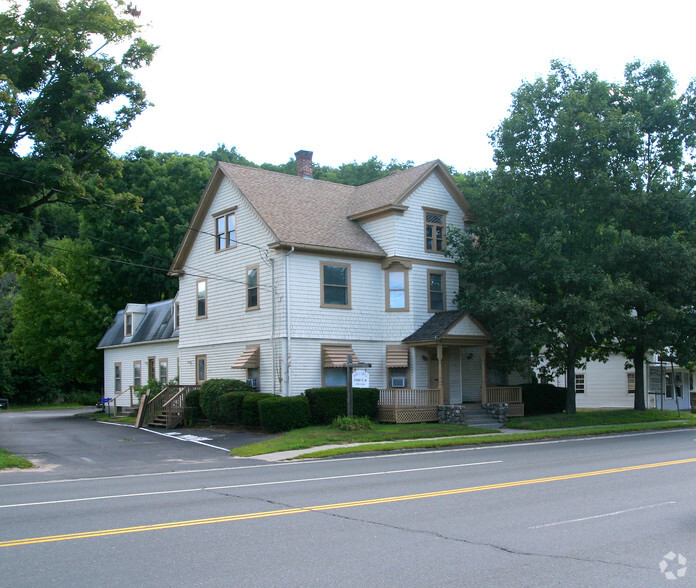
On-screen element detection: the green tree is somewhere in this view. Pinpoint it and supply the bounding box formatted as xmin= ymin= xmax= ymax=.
xmin=11 ymin=238 xmax=111 ymax=386
xmin=0 ymin=0 xmax=156 ymax=248
xmin=600 ymin=61 xmax=696 ymax=408
xmin=449 ymin=62 xmax=636 ymax=414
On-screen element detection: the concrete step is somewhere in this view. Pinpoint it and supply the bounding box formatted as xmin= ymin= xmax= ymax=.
xmin=465 ymin=409 xmax=504 ymax=429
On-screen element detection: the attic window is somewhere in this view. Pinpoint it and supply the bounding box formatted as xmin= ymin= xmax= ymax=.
xmin=424 ymin=208 xmax=446 ymax=253
xmin=125 ymin=313 xmax=133 ymax=337
xmin=215 ymin=211 xmax=236 ymax=251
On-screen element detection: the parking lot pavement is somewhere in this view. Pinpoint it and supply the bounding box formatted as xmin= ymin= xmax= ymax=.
xmin=0 ymin=409 xmax=276 ymax=479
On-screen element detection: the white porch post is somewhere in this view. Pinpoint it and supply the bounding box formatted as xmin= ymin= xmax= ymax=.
xmin=437 ymin=344 xmax=443 ymax=405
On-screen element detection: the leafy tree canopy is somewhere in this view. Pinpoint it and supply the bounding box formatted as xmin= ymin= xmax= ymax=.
xmin=0 ymin=0 xmax=156 ymax=249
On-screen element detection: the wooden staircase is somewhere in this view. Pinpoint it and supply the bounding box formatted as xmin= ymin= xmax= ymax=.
xmin=135 ymin=385 xmax=199 ymax=429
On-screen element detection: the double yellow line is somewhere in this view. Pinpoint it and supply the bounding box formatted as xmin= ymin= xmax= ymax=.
xmin=2 ymin=457 xmax=695 ymax=548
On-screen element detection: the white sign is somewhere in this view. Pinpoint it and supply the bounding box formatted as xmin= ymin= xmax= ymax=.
xmin=352 ymin=369 xmax=370 ymax=388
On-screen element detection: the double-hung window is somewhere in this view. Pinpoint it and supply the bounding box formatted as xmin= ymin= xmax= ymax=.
xmin=424 ymin=208 xmax=447 ymax=253
xmin=124 ymin=313 xmax=133 ymax=337
xmin=321 ymin=262 xmax=351 ymax=308
xmin=133 ymin=361 xmax=141 ymax=388
xmin=427 ymin=270 xmax=446 ymax=312
xmin=386 ymin=269 xmax=409 ymax=311
xmin=247 ymin=265 xmax=259 ymax=310
xmin=114 ymin=363 xmax=121 ymax=393
xmin=215 ymin=210 xmax=236 ymax=251
xmin=196 ymin=279 xmax=207 ymax=318
xmin=575 ymin=373 xmax=585 ymax=394
xmin=159 ymin=359 xmax=168 ymax=384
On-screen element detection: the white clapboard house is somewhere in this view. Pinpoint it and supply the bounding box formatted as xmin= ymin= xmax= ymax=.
xmin=99 ymin=151 xmax=692 ymax=417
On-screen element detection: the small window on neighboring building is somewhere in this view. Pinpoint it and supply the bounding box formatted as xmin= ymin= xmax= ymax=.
xmin=321 ymin=262 xmax=351 ymax=308
xmin=386 ymin=270 xmax=409 ymax=311
xmin=114 ymin=363 xmax=121 ymax=393
xmin=575 ymin=373 xmax=585 ymax=394
xmin=247 ymin=367 xmax=259 ymax=390
xmin=424 ymin=208 xmax=446 ymax=253
xmin=215 ymin=211 xmax=236 ymax=251
xmin=665 ymin=373 xmax=674 ymax=398
xmin=627 ymin=372 xmax=635 ymax=394
xmin=133 ymin=361 xmax=141 ymax=388
xmin=247 ymin=265 xmax=259 ymax=310
xmin=148 ymin=357 xmax=156 ymax=382
xmin=324 ymin=367 xmax=347 ymax=387
xmin=196 ymin=355 xmax=207 ymax=385
xmin=125 ymin=313 xmax=133 ymax=337
xmin=159 ymin=359 xmax=168 ymax=384
xmin=427 ymin=270 xmax=446 ymax=312
xmin=196 ymin=279 xmax=207 ymax=318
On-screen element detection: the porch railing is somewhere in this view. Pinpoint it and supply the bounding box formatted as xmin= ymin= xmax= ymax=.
xmin=486 ymin=386 xmax=522 ymax=404
xmin=111 ymin=386 xmax=136 ymax=414
xmin=377 ymin=388 xmax=440 ymax=423
xmin=486 ymin=386 xmax=524 ymax=416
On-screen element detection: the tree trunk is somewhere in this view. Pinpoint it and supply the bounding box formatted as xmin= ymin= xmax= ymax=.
xmin=565 ymin=345 xmax=577 ymax=415
xmin=633 ymin=349 xmax=647 ymax=411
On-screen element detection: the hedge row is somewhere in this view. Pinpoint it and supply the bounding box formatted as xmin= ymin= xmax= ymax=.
xmin=520 ymin=383 xmax=566 ymax=415
xmin=304 ymin=387 xmax=379 ymax=425
xmin=186 ymin=381 xmax=379 ymax=432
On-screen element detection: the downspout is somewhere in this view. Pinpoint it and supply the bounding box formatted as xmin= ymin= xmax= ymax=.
xmin=270 ymin=257 xmax=277 ymax=395
xmin=284 ymin=247 xmax=294 ymax=396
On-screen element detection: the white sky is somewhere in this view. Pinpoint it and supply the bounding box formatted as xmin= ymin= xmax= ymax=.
xmin=112 ymin=0 xmax=696 ymax=172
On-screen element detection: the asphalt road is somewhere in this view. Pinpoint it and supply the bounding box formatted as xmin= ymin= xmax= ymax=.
xmin=1 ymin=410 xmax=695 ymax=587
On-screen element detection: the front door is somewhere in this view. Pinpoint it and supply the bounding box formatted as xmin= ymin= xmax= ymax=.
xmin=428 ymin=349 xmax=449 ymax=403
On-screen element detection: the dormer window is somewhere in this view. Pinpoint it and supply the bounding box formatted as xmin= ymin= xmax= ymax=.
xmin=214 ymin=208 xmax=236 ymax=251
xmin=124 ymin=313 xmax=133 ymax=337
xmin=424 ymin=208 xmax=447 ymax=253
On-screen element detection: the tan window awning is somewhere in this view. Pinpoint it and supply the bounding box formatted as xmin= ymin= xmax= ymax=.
xmin=386 ymin=345 xmax=409 ymax=368
xmin=232 ymin=345 xmax=260 ymax=369
xmin=322 ymin=344 xmax=358 ymax=368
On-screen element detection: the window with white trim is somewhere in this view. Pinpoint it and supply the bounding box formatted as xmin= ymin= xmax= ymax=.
xmin=575 ymin=373 xmax=585 ymax=394
xmin=627 ymin=372 xmax=635 ymax=394
xmin=124 ymin=312 xmax=133 ymax=337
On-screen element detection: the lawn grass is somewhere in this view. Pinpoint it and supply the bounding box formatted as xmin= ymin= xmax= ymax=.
xmin=78 ymin=412 xmax=136 ymax=424
xmin=299 ymin=420 xmax=696 ymax=458
xmin=507 ymin=409 xmax=696 ymax=430
xmin=231 ymin=408 xmax=696 ymax=458
xmin=0 ymin=449 xmax=32 ymax=470
xmin=5 ymin=403 xmax=95 ymax=411
xmin=230 ymin=422 xmax=496 ymax=457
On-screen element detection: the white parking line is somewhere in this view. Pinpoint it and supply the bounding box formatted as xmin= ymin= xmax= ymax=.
xmin=529 ymin=501 xmax=676 ymax=529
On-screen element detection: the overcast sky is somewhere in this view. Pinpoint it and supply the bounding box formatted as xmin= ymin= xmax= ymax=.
xmin=112 ymin=0 xmax=696 ymax=172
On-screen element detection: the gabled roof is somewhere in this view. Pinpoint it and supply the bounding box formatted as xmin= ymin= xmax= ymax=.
xmin=403 ymin=310 xmax=490 ymax=345
xmin=348 ymin=160 xmax=469 ymax=220
xmin=97 ymin=299 xmax=177 ymax=349
xmin=170 ymin=159 xmax=468 ymax=273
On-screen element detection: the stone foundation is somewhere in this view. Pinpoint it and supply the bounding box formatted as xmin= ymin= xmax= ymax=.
xmin=438 ymin=404 xmax=467 ymax=425
xmin=482 ymin=402 xmax=509 ymax=423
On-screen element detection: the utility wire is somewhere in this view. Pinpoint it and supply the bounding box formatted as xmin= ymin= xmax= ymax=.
xmin=0 ymin=170 xmax=272 ymax=264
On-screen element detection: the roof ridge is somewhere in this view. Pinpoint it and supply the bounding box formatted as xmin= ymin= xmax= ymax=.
xmin=217 ymin=161 xmax=358 ymax=191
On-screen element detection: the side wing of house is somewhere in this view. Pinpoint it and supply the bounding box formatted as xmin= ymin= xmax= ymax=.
xmin=173 ymin=171 xmax=281 ymax=392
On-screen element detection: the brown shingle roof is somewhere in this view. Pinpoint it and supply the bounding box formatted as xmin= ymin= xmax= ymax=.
xmin=170 ymin=158 xmax=467 ymax=273
xmin=217 ymin=163 xmax=384 ymax=256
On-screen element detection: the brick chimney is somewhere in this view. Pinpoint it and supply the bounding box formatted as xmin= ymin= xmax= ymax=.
xmin=295 ymin=150 xmax=313 ymax=179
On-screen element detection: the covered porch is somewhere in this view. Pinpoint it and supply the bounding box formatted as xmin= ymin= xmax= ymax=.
xmin=377 ymin=311 xmax=524 ymax=423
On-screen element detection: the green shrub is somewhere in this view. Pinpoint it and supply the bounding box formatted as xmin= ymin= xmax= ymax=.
xmin=134 ymin=378 xmax=162 ymax=400
xmin=241 ymin=393 xmax=273 ymax=427
xmin=304 ymin=387 xmax=379 ymax=425
xmin=331 ymin=415 xmax=375 ymax=431
xmin=258 ymin=395 xmax=311 ymax=433
xmin=62 ymin=391 xmax=101 ymax=406
xmin=217 ymin=392 xmax=246 ymax=425
xmin=199 ymin=379 xmax=254 ymax=422
xmin=521 ymin=383 xmax=566 ymax=415
xmin=185 ymin=389 xmax=203 ymax=425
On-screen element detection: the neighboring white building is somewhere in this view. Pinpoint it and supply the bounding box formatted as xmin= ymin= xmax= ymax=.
xmin=98 ymin=299 xmax=179 ymax=410
xmin=551 ymin=353 xmax=693 ymax=410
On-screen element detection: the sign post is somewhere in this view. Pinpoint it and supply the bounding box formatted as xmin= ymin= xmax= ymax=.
xmin=345 ymin=355 xmax=371 ymax=417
